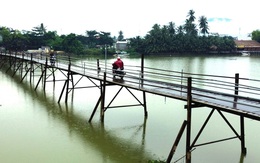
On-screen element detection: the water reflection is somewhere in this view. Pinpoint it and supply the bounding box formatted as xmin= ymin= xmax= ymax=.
xmin=14 ymin=76 xmax=153 ymax=162
xmin=239 ymin=153 xmax=246 ymax=163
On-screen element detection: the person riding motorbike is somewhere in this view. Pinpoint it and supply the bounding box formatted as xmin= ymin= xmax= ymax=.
xmin=49 ymin=50 xmax=56 ymax=66
xmin=112 ymin=56 xmax=124 ymax=70
xmin=112 ymin=57 xmax=125 ymax=79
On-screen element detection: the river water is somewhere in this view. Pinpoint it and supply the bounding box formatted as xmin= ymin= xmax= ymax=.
xmin=0 ymin=54 xmax=260 ymax=163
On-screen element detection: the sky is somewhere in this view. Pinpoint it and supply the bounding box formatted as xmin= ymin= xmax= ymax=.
xmin=1 ymin=0 xmax=259 ymax=40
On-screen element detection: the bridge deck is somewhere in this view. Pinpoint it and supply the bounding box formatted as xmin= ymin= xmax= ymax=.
xmin=2 ymin=53 xmax=260 ymax=121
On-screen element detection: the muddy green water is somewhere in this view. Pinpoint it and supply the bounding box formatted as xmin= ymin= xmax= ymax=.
xmin=0 ymin=55 xmax=259 ymax=163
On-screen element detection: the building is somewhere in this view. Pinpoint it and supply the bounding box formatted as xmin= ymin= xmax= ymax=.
xmin=115 ymin=40 xmax=130 ymax=52
xmin=26 ymin=46 xmax=51 ymax=54
xmin=234 ymin=40 xmax=260 ymax=51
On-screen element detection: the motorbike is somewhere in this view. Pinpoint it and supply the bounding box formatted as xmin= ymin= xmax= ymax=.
xmin=112 ymin=68 xmax=126 ymax=79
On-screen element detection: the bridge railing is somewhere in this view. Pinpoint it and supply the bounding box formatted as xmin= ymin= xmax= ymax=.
xmin=148 ymin=67 xmax=260 ymax=100
xmin=2 ymin=52 xmax=260 ymax=103
xmin=72 ymin=58 xmax=260 ymax=102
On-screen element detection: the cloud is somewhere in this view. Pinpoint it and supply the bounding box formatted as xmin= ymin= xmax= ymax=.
xmin=208 ymin=18 xmax=232 ymax=22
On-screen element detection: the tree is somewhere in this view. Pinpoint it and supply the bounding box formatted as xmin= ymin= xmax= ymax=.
xmin=176 ymin=25 xmax=184 ymax=35
xmin=85 ymin=30 xmax=99 ymax=48
xmin=0 ymin=27 xmax=28 ymax=51
xmin=129 ymin=36 xmax=145 ymax=53
xmin=251 ymin=30 xmax=260 ymax=42
xmin=62 ymin=33 xmax=84 ymax=55
xmin=42 ymin=31 xmax=64 ymax=50
xmin=184 ymin=10 xmax=197 ymax=36
xmin=0 ymin=27 xmax=11 ymax=48
xmin=98 ymin=31 xmax=114 ymax=46
xmin=199 ymin=16 xmax=209 ymax=36
xmin=168 ymin=22 xmax=176 ymax=36
xmin=187 ymin=9 xmax=196 ymax=22
xmin=32 ymin=23 xmax=47 ymax=36
xmin=10 ymin=30 xmax=28 ymax=51
xmin=118 ymin=30 xmax=124 ymax=41
xmin=145 ymin=24 xmax=163 ymax=53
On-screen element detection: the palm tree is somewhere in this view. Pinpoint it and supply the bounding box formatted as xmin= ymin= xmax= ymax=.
xmin=184 ymin=19 xmax=197 ymax=36
xmin=168 ymin=22 xmax=176 ymax=36
xmin=184 ymin=10 xmax=197 ymax=36
xmin=176 ymin=25 xmax=184 ymax=35
xmin=199 ymin=16 xmax=209 ymax=36
xmin=32 ymin=23 xmax=47 ymax=36
xmin=187 ymin=9 xmax=196 ymax=22
xmin=145 ymin=24 xmax=163 ymax=53
xmin=118 ymin=30 xmax=124 ymax=41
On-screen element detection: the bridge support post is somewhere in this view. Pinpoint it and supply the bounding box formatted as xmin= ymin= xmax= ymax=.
xmin=100 ymin=72 xmax=107 ymax=122
xmin=140 ymin=54 xmax=147 ymax=117
xmin=234 ymin=73 xmax=247 ymax=154
xmin=65 ymin=63 xmax=71 ymax=103
xmin=167 ymin=120 xmax=187 ymax=163
xmin=240 ymin=116 xmax=247 ymax=154
xmin=43 ymin=58 xmax=48 ymax=91
xmin=30 ymin=53 xmax=34 ymax=84
xmin=186 ymin=77 xmax=192 ymax=163
xmin=143 ymin=91 xmax=148 ymax=117
xmin=20 ymin=54 xmax=24 ymax=79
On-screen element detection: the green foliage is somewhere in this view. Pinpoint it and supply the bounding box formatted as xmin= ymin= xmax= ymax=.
xmin=0 ymin=27 xmax=28 ymax=51
xmin=130 ymin=10 xmax=235 ymax=55
xmin=0 ymin=9 xmax=238 ymax=55
xmin=0 ymin=24 xmax=115 ymax=55
xmin=199 ymin=16 xmax=209 ymax=35
xmin=251 ymin=30 xmax=260 ymax=43
xmin=31 ymin=23 xmax=46 ymax=36
xmin=62 ymin=33 xmax=85 ymax=55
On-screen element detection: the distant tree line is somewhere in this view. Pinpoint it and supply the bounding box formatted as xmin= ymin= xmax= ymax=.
xmin=129 ymin=10 xmax=236 ymax=54
xmin=1 ymin=10 xmax=260 ymax=56
xmin=0 ymin=23 xmax=115 ymax=55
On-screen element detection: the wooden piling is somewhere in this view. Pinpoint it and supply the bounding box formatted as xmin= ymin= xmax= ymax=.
xmin=100 ymin=72 xmax=107 ymax=122
xmin=43 ymin=58 xmax=47 ymax=91
xmin=167 ymin=120 xmax=187 ymax=163
xmin=65 ymin=63 xmax=71 ymax=103
xmin=186 ymin=77 xmax=192 ymax=163
xmin=240 ymin=116 xmax=247 ymax=154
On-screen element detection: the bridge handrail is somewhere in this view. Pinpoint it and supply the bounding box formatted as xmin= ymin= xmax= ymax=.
xmin=2 ymin=52 xmax=260 ymax=104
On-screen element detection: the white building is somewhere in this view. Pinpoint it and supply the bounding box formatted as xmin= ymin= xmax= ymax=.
xmin=115 ymin=40 xmax=130 ymax=51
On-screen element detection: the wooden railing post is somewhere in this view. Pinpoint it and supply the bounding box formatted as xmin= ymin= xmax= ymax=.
xmin=97 ymin=59 xmax=101 ymax=73
xmin=235 ymin=73 xmax=239 ymax=96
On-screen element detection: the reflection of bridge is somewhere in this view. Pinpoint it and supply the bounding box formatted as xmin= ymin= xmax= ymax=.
xmin=15 ymin=80 xmax=150 ymax=162
xmin=1 ymin=52 xmax=260 ymax=163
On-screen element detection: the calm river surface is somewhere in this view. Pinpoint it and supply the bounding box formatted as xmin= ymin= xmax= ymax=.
xmin=1 ymin=54 xmax=260 ymax=163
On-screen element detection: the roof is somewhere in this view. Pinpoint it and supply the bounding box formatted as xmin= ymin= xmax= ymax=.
xmin=234 ymin=40 xmax=260 ymax=48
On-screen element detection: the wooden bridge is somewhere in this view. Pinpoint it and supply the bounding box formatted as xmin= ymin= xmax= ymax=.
xmin=1 ymin=52 xmax=260 ymax=163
